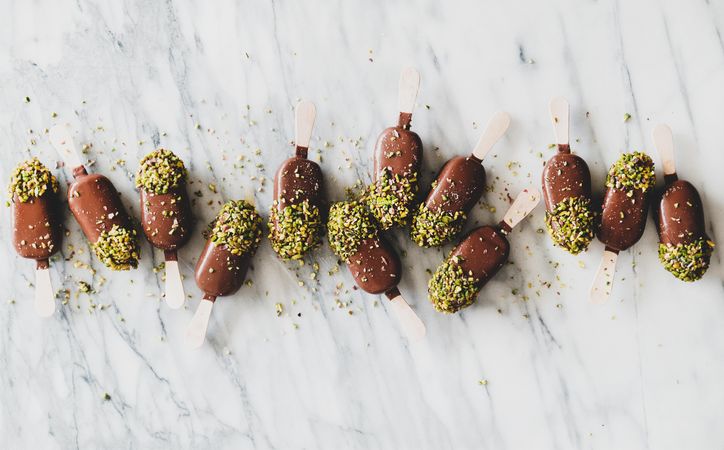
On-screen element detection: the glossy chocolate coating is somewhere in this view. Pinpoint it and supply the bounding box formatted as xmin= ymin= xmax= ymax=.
xmin=140 ymin=185 xmax=192 ymax=251
xmin=541 ymin=145 xmax=591 ymax=210
xmin=12 ymin=191 xmax=63 ymax=264
xmin=345 ymin=237 xmax=401 ymax=295
xmin=450 ymin=225 xmax=510 ymax=287
xmin=194 ymin=240 xmax=251 ymax=300
xmin=598 ymin=188 xmax=649 ymax=252
xmin=423 ymin=155 xmax=486 ymax=214
xmin=657 ymin=178 xmax=706 ymax=246
xmin=272 ymin=150 xmax=324 ymax=212
xmin=67 ymin=168 xmax=134 ymax=243
xmin=373 ymin=113 xmax=423 ymax=181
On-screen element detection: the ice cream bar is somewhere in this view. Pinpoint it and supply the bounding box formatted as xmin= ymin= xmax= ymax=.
xmin=428 ymin=189 xmax=540 ymax=313
xmin=411 ymin=111 xmax=510 ymax=247
xmin=652 ymin=124 xmax=714 ymax=281
xmin=365 ymin=67 xmax=423 ymax=229
xmin=328 ymin=201 xmax=425 ymax=340
xmin=50 ymin=125 xmax=139 ymax=271
xmin=269 ymin=101 xmax=324 ymax=260
xmin=541 ymin=97 xmax=594 ymax=254
xmin=9 ymin=158 xmax=63 ymax=316
xmin=186 ymin=200 xmax=262 ymax=349
xmin=590 ymin=151 xmax=655 ymax=303
xmin=137 ymin=148 xmax=193 ymax=308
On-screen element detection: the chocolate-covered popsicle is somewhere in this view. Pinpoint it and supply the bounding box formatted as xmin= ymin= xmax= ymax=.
xmin=269 ymin=101 xmax=324 ymax=260
xmin=328 ymin=201 xmax=425 ymax=340
xmin=136 ymin=148 xmax=193 ymax=308
xmin=49 ymin=125 xmax=139 ymax=270
xmin=590 ymin=151 xmax=655 ymax=303
xmin=410 ymin=111 xmax=510 ymax=247
xmin=428 ymin=189 xmax=540 ymax=313
xmin=652 ymin=124 xmax=714 ymax=281
xmin=8 ymin=158 xmax=63 ymax=316
xmin=541 ymin=97 xmax=594 ymax=254
xmin=365 ymin=67 xmax=422 ymax=229
xmin=186 ymin=200 xmax=262 ymax=348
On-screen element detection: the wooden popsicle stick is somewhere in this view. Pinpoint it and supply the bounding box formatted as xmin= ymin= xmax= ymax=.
xmin=501 ymin=188 xmax=541 ymax=230
xmin=34 ymin=267 xmax=55 ymax=317
xmin=471 ymin=111 xmax=511 ymax=161
xmin=185 ymin=298 xmax=214 ymax=349
xmin=49 ymin=124 xmax=83 ymax=170
xmin=295 ymin=101 xmax=316 ymax=151
xmin=398 ymin=67 xmax=421 ymax=115
xmin=164 ymin=260 xmax=185 ymax=309
xmin=652 ymin=124 xmax=676 ymax=176
xmin=388 ymin=294 xmax=426 ymax=342
xmin=549 ymin=97 xmax=570 ymax=146
xmin=590 ymin=249 xmax=618 ymax=304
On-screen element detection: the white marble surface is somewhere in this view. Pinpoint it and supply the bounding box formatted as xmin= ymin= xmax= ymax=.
xmin=1 ymin=1 xmax=724 ymax=449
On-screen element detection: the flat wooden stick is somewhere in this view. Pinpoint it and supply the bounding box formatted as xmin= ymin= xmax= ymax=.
xmin=549 ymin=97 xmax=570 ymax=146
xmin=398 ymin=67 xmax=421 ymax=115
xmin=49 ymin=124 xmax=83 ymax=169
xmin=652 ymin=124 xmax=676 ymax=176
xmin=471 ymin=111 xmax=511 ymax=161
xmin=164 ymin=260 xmax=185 ymax=309
xmin=295 ymin=101 xmax=316 ymax=150
xmin=590 ymin=249 xmax=618 ymax=304
xmin=34 ymin=267 xmax=55 ymax=317
xmin=388 ymin=293 xmax=426 ymax=342
xmin=501 ymin=188 xmax=541 ymax=230
xmin=185 ymin=298 xmax=214 ymax=349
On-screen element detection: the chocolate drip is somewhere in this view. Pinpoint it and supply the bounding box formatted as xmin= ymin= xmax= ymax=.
xmin=295 ymin=146 xmax=308 ymax=159
xmin=398 ymin=112 xmax=412 ymax=129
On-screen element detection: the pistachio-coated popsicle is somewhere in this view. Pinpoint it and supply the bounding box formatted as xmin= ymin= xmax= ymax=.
xmin=49 ymin=125 xmax=139 ymax=271
xmin=328 ymin=201 xmax=425 ymax=340
xmin=137 ymin=148 xmax=193 ymax=308
xmin=410 ymin=111 xmax=510 ymax=247
xmin=8 ymin=158 xmax=63 ymax=316
xmin=365 ymin=67 xmax=423 ymax=229
xmin=652 ymin=124 xmax=714 ymax=281
xmin=269 ymin=101 xmax=324 ymax=260
xmin=541 ymin=97 xmax=594 ymax=254
xmin=590 ymin=151 xmax=655 ymax=303
xmin=428 ymin=189 xmax=540 ymax=313
xmin=186 ymin=200 xmax=262 ymax=349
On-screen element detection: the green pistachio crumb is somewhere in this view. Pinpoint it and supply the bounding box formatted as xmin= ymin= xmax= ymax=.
xmin=136 ymin=149 xmax=187 ymax=194
xmin=428 ymin=256 xmax=480 ymax=313
xmin=206 ymin=200 xmax=262 ymax=256
xmin=327 ymin=201 xmax=378 ymax=261
xmin=8 ymin=158 xmax=59 ymax=203
xmin=545 ymin=196 xmax=595 ymax=254
xmin=410 ymin=203 xmax=466 ymax=247
xmin=658 ymin=238 xmax=714 ymax=282
xmin=268 ymin=199 xmax=322 ymax=260
xmin=606 ymin=152 xmax=655 ymax=193
xmin=92 ymin=225 xmax=140 ymax=271
xmin=364 ymin=168 xmax=418 ymax=229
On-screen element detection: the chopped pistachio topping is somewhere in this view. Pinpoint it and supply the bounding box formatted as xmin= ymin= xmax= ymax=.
xmin=327 ymin=201 xmax=377 ymax=261
xmin=268 ymin=199 xmax=322 ymax=260
xmin=208 ymin=200 xmax=262 ymax=256
xmin=8 ymin=158 xmax=59 ymax=203
xmin=410 ymin=204 xmax=465 ymax=247
xmin=364 ymin=168 xmax=418 ymax=229
xmin=428 ymin=255 xmax=480 ymax=313
xmin=136 ymin=148 xmax=187 ymax=194
xmin=545 ymin=196 xmax=595 ymax=255
xmin=606 ymin=151 xmax=655 ymax=193
xmin=658 ymin=238 xmax=714 ymax=282
xmin=92 ymin=225 xmax=140 ymax=271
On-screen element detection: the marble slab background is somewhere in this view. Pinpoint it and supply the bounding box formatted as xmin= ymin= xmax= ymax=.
xmin=1 ymin=0 xmax=724 ymax=449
